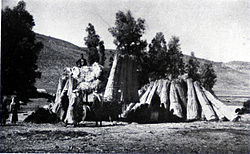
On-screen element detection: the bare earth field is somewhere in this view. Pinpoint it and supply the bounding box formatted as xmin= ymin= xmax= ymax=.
xmin=1 ymin=98 xmax=249 ymax=153
xmin=1 ymin=120 xmax=249 ymax=153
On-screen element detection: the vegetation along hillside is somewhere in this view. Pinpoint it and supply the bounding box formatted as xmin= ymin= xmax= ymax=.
xmin=35 ymin=33 xmax=250 ymax=104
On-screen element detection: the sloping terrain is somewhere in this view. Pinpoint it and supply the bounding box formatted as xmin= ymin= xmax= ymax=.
xmin=212 ymin=62 xmax=250 ymax=104
xmin=35 ymin=33 xmax=115 ymax=93
xmin=35 ymin=33 xmax=250 ymax=103
xmin=213 ymin=62 xmax=250 ymax=94
xmin=35 ymin=33 xmax=84 ymax=92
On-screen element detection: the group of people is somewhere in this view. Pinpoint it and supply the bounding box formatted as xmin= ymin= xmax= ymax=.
xmin=1 ymin=96 xmax=20 ymax=125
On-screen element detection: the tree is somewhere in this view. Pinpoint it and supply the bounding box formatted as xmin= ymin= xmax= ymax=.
xmin=166 ymin=36 xmax=185 ymax=79
xmin=147 ymin=32 xmax=168 ymax=80
xmin=185 ymin=52 xmax=217 ymax=92
xmin=1 ymin=1 xmax=43 ymax=100
xmin=200 ymin=63 xmax=217 ymax=92
xmin=84 ymin=23 xmax=105 ymax=65
xmin=108 ymin=10 xmax=147 ymax=57
xmin=185 ymin=52 xmax=200 ymax=81
xmin=109 ymin=10 xmax=148 ymax=87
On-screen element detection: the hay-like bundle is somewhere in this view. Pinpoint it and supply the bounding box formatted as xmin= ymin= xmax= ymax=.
xmin=122 ymin=77 xmax=240 ymax=123
xmin=193 ymin=81 xmax=217 ymax=121
xmin=203 ymin=88 xmax=239 ymax=121
xmin=175 ymin=80 xmax=187 ymax=108
xmin=156 ymin=79 xmax=164 ymax=96
xmin=159 ymin=80 xmax=171 ymax=110
xmin=146 ymin=81 xmax=159 ymax=105
xmin=64 ymin=92 xmax=76 ymax=124
xmin=72 ymin=63 xmax=103 ymax=83
xmin=138 ymin=83 xmax=151 ymax=98
xmin=186 ymin=79 xmax=200 ymax=121
xmin=130 ymin=56 xmax=140 ymax=102
xmin=169 ymin=81 xmax=183 ymax=119
xmin=104 ymin=54 xmax=121 ymax=102
xmin=52 ymin=79 xmax=69 ymax=120
xmin=50 ymin=54 xmax=239 ymax=124
xmin=175 ymin=80 xmax=187 ymax=118
xmin=51 ymin=62 xmax=104 ymax=124
xmin=139 ymin=82 xmax=154 ymax=106
xmin=210 ymin=102 xmax=225 ymax=120
xmin=104 ymin=54 xmax=139 ymax=104
xmin=120 ymin=55 xmax=129 ymax=103
xmin=121 ymin=103 xmax=136 ymax=118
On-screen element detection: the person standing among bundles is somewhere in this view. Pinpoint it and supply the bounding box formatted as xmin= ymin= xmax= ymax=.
xmin=76 ymin=53 xmax=87 ymax=67
xmin=10 ymin=96 xmax=19 ymax=124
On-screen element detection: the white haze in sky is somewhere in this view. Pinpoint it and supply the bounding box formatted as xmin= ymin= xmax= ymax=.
xmin=2 ymin=0 xmax=250 ymax=62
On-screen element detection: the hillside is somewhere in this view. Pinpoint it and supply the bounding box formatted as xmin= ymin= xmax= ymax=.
xmin=35 ymin=33 xmax=115 ymax=93
xmin=35 ymin=33 xmax=250 ymax=104
xmin=35 ymin=33 xmax=84 ymax=92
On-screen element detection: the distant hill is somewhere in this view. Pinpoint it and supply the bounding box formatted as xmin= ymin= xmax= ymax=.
xmin=35 ymin=33 xmax=115 ymax=93
xmin=35 ymin=33 xmax=250 ymax=104
xmin=212 ymin=61 xmax=250 ymax=104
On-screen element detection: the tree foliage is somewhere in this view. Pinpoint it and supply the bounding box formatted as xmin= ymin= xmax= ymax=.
xmin=84 ymin=23 xmax=105 ymax=65
xmin=1 ymin=1 xmax=43 ymax=99
xmin=145 ymin=34 xmax=185 ymax=81
xmin=185 ymin=52 xmax=217 ymax=91
xmin=108 ymin=10 xmax=147 ymax=57
xmin=109 ymin=10 xmax=148 ymax=87
xmin=200 ymin=63 xmax=217 ymax=91
xmin=108 ymin=10 xmax=216 ymax=90
xmin=166 ymin=36 xmax=185 ymax=79
xmin=147 ymin=32 xmax=168 ymax=80
xmin=185 ymin=52 xmax=200 ymax=81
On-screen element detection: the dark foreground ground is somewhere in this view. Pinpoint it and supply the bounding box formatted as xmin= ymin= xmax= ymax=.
xmin=1 ymin=120 xmax=249 ymax=153
xmin=1 ymin=98 xmax=249 ymax=153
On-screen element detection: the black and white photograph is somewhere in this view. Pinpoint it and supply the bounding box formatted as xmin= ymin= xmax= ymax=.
xmin=1 ymin=0 xmax=250 ymax=153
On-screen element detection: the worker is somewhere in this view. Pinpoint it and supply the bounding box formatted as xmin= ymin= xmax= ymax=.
xmin=76 ymin=53 xmax=87 ymax=67
xmin=10 ymin=96 xmax=19 ymax=124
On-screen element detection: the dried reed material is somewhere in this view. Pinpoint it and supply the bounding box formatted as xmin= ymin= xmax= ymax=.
xmin=186 ymin=79 xmax=200 ymax=120
xmin=203 ymin=88 xmax=239 ymax=121
xmin=194 ymin=81 xmax=217 ymax=121
xmin=169 ymin=81 xmax=183 ymax=118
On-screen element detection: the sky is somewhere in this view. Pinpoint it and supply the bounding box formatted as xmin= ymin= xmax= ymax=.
xmin=2 ymin=0 xmax=250 ymax=62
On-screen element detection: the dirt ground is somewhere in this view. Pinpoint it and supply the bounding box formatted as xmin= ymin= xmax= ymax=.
xmin=1 ymin=98 xmax=249 ymax=153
